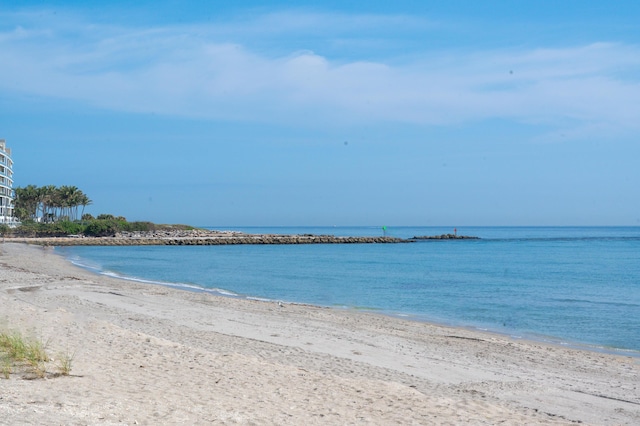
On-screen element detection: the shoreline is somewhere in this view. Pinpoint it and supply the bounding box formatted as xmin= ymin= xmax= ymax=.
xmin=75 ymin=256 xmax=640 ymax=358
xmin=2 ymin=242 xmax=639 ymax=424
xmin=59 ymin=243 xmax=640 ymax=359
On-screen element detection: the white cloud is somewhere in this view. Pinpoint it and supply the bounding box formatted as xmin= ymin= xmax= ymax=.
xmin=1 ymin=10 xmax=639 ymax=138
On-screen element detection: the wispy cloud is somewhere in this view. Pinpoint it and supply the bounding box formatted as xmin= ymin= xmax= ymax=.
xmin=1 ymin=10 xmax=639 ymax=139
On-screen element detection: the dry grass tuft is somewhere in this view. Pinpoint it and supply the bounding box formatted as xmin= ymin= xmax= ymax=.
xmin=56 ymin=349 xmax=76 ymax=376
xmin=0 ymin=329 xmax=68 ymax=379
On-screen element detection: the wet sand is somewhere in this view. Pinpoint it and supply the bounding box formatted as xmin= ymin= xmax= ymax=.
xmin=1 ymin=242 xmax=638 ymax=424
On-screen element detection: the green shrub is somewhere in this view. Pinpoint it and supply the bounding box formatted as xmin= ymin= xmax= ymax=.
xmin=53 ymin=221 xmax=85 ymax=235
xmin=8 ymin=215 xmax=195 ymax=237
xmin=12 ymin=222 xmax=49 ymax=237
xmin=12 ymin=221 xmax=85 ymax=237
xmin=83 ymin=219 xmax=121 ymax=237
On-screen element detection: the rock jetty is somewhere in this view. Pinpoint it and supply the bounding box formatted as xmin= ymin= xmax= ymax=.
xmin=6 ymin=229 xmax=406 ymax=246
xmin=4 ymin=229 xmax=481 ymax=246
xmin=409 ymin=234 xmax=480 ymax=241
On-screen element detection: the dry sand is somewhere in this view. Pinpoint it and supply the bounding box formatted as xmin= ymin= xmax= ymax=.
xmin=0 ymin=242 xmax=638 ymax=425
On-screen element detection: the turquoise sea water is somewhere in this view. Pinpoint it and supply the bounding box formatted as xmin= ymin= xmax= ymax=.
xmin=58 ymin=227 xmax=640 ymax=355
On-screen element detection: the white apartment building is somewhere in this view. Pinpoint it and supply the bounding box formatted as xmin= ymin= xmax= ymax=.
xmin=0 ymin=139 xmax=16 ymax=225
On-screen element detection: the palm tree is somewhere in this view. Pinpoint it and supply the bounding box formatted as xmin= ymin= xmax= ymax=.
xmin=78 ymin=192 xmax=92 ymax=220
xmin=58 ymin=186 xmax=89 ymax=221
xmin=14 ymin=185 xmax=39 ymax=220
xmin=57 ymin=185 xmax=75 ymax=221
xmin=14 ymin=185 xmax=93 ymax=223
xmin=38 ymin=185 xmax=57 ymax=222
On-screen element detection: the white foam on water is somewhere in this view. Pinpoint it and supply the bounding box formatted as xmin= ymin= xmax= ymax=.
xmin=67 ymin=252 xmax=241 ymax=298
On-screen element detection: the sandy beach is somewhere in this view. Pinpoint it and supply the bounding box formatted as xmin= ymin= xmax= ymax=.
xmin=1 ymin=242 xmax=638 ymax=425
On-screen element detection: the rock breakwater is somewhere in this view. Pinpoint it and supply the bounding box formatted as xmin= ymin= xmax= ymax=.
xmin=6 ymin=229 xmax=405 ymax=246
xmin=4 ymin=229 xmax=480 ymax=246
xmin=409 ymin=234 xmax=480 ymax=241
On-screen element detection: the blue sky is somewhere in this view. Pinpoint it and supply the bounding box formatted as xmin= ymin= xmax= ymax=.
xmin=1 ymin=1 xmax=639 ymax=226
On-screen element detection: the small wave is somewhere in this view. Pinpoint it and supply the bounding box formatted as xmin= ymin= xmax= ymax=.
xmin=125 ymin=277 xmax=241 ymax=298
xmin=69 ymin=258 xmax=102 ymax=273
xmin=68 ymin=254 xmax=241 ymax=298
xmin=549 ymin=298 xmax=640 ymax=308
xmin=100 ymin=270 xmax=172 ymax=286
xmin=246 ymin=296 xmax=278 ymax=303
xmin=161 ymin=281 xmax=240 ymax=297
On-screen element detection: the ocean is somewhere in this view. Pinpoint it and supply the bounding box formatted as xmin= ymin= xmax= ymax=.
xmin=57 ymin=226 xmax=640 ymax=355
